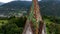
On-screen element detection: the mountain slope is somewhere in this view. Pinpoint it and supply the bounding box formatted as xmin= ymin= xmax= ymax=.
xmin=0 ymin=1 xmax=60 ymax=17
xmin=0 ymin=1 xmax=32 ymax=15
xmin=0 ymin=1 xmax=31 ymax=9
xmin=40 ymin=1 xmax=60 ymax=17
xmin=0 ymin=2 xmax=4 ymax=6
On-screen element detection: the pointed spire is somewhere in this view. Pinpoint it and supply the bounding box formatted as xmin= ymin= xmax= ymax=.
xmin=22 ymin=0 xmax=46 ymax=34
xmin=30 ymin=0 xmax=43 ymax=34
xmin=31 ymin=0 xmax=43 ymax=22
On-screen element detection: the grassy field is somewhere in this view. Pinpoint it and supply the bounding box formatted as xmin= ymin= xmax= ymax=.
xmin=0 ymin=20 xmax=8 ymax=26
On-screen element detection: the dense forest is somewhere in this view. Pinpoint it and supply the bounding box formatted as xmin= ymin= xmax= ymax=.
xmin=0 ymin=15 xmax=60 ymax=34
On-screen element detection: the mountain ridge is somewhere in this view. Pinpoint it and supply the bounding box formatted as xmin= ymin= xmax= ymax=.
xmin=0 ymin=1 xmax=60 ymax=17
xmin=0 ymin=2 xmax=4 ymax=6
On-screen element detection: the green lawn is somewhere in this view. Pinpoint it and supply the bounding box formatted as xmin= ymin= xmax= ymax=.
xmin=0 ymin=20 xmax=8 ymax=26
xmin=44 ymin=19 xmax=53 ymax=25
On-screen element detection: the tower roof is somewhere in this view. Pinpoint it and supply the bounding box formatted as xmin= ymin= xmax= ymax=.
xmin=22 ymin=0 xmax=44 ymax=34
xmin=30 ymin=0 xmax=42 ymax=22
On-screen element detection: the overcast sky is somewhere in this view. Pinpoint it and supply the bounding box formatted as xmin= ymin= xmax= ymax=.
xmin=0 ymin=0 xmax=41 ymax=3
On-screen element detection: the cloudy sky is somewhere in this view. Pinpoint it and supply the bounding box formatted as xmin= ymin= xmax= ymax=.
xmin=0 ymin=0 xmax=41 ymax=3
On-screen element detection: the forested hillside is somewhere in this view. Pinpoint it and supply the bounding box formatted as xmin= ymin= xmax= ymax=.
xmin=0 ymin=2 xmax=4 ymax=6
xmin=0 ymin=1 xmax=60 ymax=17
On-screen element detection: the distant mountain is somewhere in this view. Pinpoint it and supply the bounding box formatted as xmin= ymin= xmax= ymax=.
xmin=0 ymin=1 xmax=60 ymax=17
xmin=0 ymin=2 xmax=4 ymax=6
xmin=40 ymin=1 xmax=60 ymax=17
xmin=42 ymin=0 xmax=60 ymax=2
xmin=0 ymin=1 xmax=31 ymax=15
xmin=0 ymin=1 xmax=31 ymax=9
